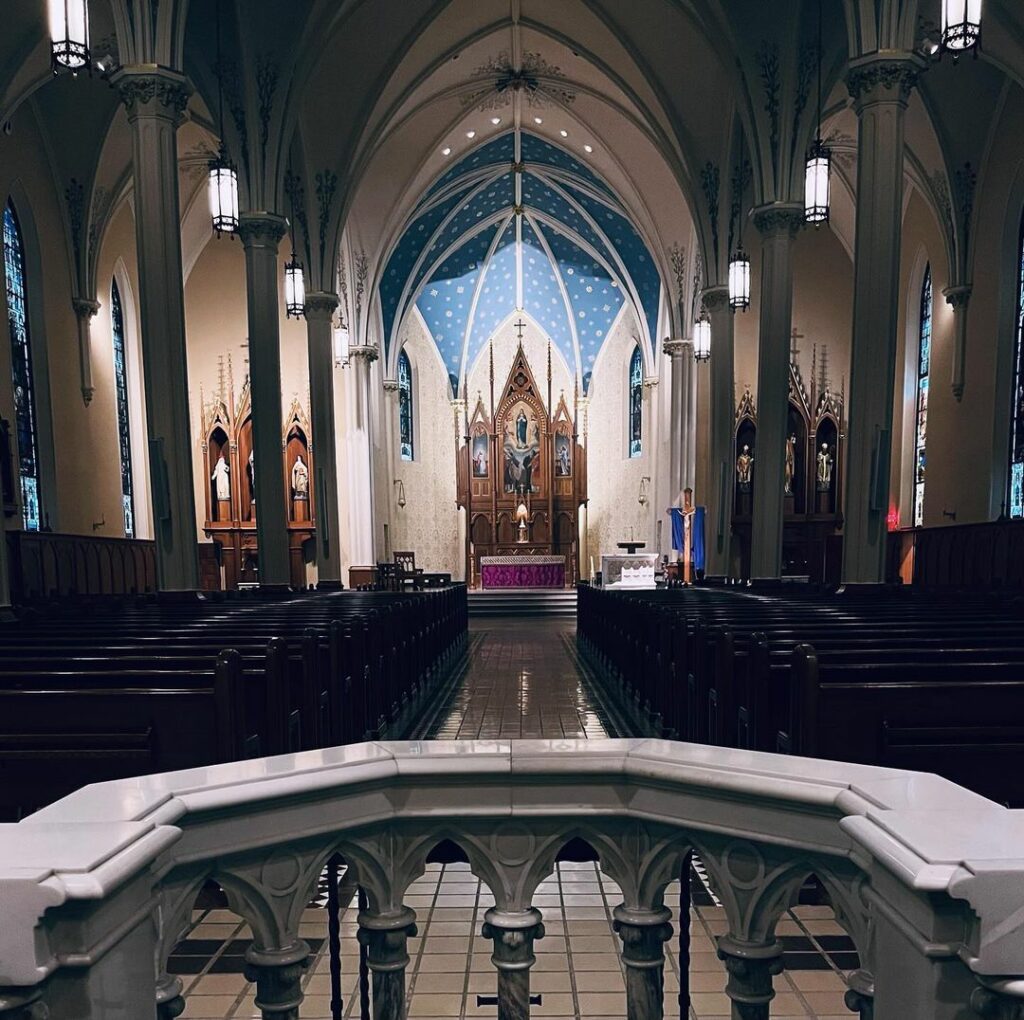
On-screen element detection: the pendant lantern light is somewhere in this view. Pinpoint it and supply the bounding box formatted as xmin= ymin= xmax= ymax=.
xmin=284 ymin=255 xmax=306 ymax=318
xmin=942 ymin=0 xmax=982 ymax=52
xmin=693 ymin=313 xmax=711 ymax=363
xmin=50 ymin=0 xmax=90 ymax=73
xmin=208 ymin=0 xmax=239 ymax=235
xmin=804 ymin=0 xmax=831 ymax=225
xmin=334 ymin=320 xmax=350 ymax=366
xmin=729 ymin=131 xmax=751 ymax=312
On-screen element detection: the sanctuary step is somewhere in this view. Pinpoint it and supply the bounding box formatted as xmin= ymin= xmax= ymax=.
xmin=468 ymin=588 xmax=577 ymax=618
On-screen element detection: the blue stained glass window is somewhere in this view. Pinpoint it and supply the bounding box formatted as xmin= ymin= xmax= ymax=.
xmin=1009 ymin=215 xmax=1024 ymax=519
xmin=913 ymin=265 xmax=932 ymax=528
xmin=111 ymin=279 xmax=135 ymax=537
xmin=3 ymin=201 xmax=40 ymax=531
xmin=398 ymin=349 xmax=414 ymax=461
xmin=628 ymin=344 xmax=643 ymax=458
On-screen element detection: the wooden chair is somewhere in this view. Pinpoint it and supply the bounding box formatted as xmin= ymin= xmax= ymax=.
xmin=393 ymin=551 xmax=423 ymax=590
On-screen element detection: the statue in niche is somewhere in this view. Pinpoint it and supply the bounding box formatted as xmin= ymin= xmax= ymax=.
xmin=784 ymin=434 xmax=796 ymax=494
xmin=212 ymin=455 xmax=231 ymax=501
xmin=516 ymin=409 xmax=528 ymax=448
xmin=291 ymin=455 xmax=309 ymax=500
xmin=736 ymin=445 xmax=753 ymax=490
xmin=472 ymin=433 xmax=489 ymax=477
xmin=817 ymin=443 xmax=834 ymax=491
xmin=515 ymin=488 xmax=529 ymax=543
xmin=248 ymin=449 xmax=255 ymax=503
xmin=555 ymin=433 xmax=571 ymax=476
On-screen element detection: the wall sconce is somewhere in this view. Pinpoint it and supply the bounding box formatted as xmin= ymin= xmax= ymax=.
xmin=638 ymin=476 xmax=651 ymax=507
xmin=394 ymin=479 xmax=406 ymax=509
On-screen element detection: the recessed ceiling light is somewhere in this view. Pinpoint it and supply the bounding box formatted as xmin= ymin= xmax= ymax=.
xmin=534 ymin=117 xmax=543 ymax=124
xmin=466 ymin=130 xmax=476 ymax=139
xmin=441 ymin=146 xmax=451 ymax=156
xmin=584 ymin=144 xmax=593 ymax=153
xmin=490 ymin=117 xmax=501 ymax=125
xmin=560 ymin=129 xmax=568 ymax=137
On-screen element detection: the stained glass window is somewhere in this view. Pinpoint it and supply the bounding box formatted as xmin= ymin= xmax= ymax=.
xmin=3 ymin=201 xmax=40 ymax=531
xmin=628 ymin=344 xmax=643 ymax=458
xmin=111 ymin=278 xmax=135 ymax=537
xmin=1010 ymin=214 xmax=1024 ymax=519
xmin=913 ymin=264 xmax=932 ymax=528
xmin=398 ymin=349 xmax=414 ymax=461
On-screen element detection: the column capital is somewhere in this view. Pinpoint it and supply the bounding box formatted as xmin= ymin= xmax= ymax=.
xmin=72 ymin=297 xmax=100 ymax=320
xmin=701 ymin=285 xmax=730 ymax=311
xmin=717 ymin=936 xmax=784 ymax=1015
xmin=111 ymin=65 xmax=193 ymax=124
xmin=357 ymin=907 xmax=417 ymax=971
xmin=612 ymin=904 xmax=673 ymax=967
xmin=482 ymin=907 xmax=546 ymax=970
xmin=349 ymin=344 xmax=379 ymax=364
xmin=382 ymin=379 xmax=400 ymax=393
xmin=751 ymin=203 xmax=804 ymax=239
xmin=845 ymin=52 xmax=925 ymax=109
xmin=243 ymin=940 xmax=310 ymax=1020
xmin=304 ymin=291 xmax=339 ymax=321
xmin=943 ymin=283 xmax=972 ymax=308
xmin=156 ymin=974 xmax=186 ymax=1020
xmin=663 ymin=339 xmax=687 ymax=357
xmin=237 ymin=212 xmax=289 ymax=249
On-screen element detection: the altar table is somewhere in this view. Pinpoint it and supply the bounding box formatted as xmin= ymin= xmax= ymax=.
xmin=480 ymin=555 xmax=566 ymax=589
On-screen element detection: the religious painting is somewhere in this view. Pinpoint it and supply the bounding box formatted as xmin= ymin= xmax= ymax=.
xmin=472 ymin=432 xmax=489 ymax=477
xmin=554 ymin=432 xmax=572 ymax=476
xmin=503 ymin=400 xmax=541 ymax=493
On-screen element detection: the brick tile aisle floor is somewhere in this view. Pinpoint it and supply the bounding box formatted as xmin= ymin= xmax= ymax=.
xmin=173 ymin=618 xmax=855 ymax=1019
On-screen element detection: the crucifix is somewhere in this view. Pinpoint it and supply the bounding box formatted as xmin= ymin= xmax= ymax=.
xmin=513 ymin=316 xmax=527 ymax=340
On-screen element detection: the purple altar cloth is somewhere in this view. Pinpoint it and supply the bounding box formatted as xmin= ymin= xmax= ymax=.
xmin=480 ymin=562 xmax=565 ymax=588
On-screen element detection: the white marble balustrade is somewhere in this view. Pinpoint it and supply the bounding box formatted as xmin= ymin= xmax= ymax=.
xmin=1 ymin=739 xmax=1024 ymax=1020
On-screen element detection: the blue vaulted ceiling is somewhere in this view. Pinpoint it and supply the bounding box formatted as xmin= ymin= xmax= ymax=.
xmin=379 ymin=131 xmax=662 ymax=395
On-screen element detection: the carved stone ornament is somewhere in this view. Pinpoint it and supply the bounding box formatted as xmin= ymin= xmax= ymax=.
xmin=113 ymin=69 xmax=193 ymax=122
xmin=845 ymin=56 xmax=924 ymax=106
xmin=702 ymin=285 xmax=730 ymax=312
xmin=236 ymin=213 xmax=289 ymax=249
xmin=303 ymin=291 xmax=339 ymax=321
xmin=663 ymin=339 xmax=687 ymax=358
xmin=751 ymin=204 xmax=804 ymax=239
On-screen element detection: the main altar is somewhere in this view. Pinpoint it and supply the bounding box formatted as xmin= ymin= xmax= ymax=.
xmin=456 ymin=341 xmax=587 ymax=588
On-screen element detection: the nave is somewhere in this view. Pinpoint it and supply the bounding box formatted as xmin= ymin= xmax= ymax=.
xmin=169 ymin=618 xmax=853 ymax=1020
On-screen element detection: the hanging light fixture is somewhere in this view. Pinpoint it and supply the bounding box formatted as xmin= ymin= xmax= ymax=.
xmin=729 ymin=132 xmax=751 ymax=312
xmin=283 ymin=179 xmax=305 ymax=319
xmin=333 ymin=318 xmax=350 ymax=366
xmin=693 ymin=313 xmax=711 ymax=362
xmin=208 ymin=0 xmax=238 ymax=235
xmin=942 ymin=0 xmax=982 ymax=52
xmin=49 ymin=0 xmax=90 ymax=73
xmin=804 ymin=0 xmax=831 ymax=225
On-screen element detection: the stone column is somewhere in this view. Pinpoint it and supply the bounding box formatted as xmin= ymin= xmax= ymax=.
xmin=613 ymin=905 xmax=673 ymax=1020
xmin=704 ymin=285 xmax=734 ymax=577
xmin=842 ymin=54 xmax=924 ymax=584
xmin=944 ymin=285 xmax=972 ymax=402
xmin=72 ymin=298 xmax=99 ymax=406
xmin=112 ymin=67 xmax=199 ymax=591
xmin=749 ymin=205 xmax=803 ymax=581
xmin=243 ymin=941 xmax=310 ymax=1020
xmin=481 ymin=907 xmax=545 ymax=1020
xmin=717 ymin=935 xmax=784 ymax=1020
xmin=844 ymin=969 xmax=874 ymax=1019
xmin=304 ymin=293 xmax=343 ymax=587
xmin=346 ymin=345 xmax=377 ymax=566
xmin=665 ymin=340 xmax=687 ymax=508
xmin=238 ymin=213 xmax=291 ymax=589
xmin=156 ymin=974 xmax=185 ymax=1020
xmin=356 ymin=906 xmax=417 ymax=1020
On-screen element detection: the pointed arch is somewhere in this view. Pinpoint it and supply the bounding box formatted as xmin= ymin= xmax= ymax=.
xmin=398 ymin=346 xmax=414 ymax=462
xmin=912 ymin=263 xmax=933 ymax=527
xmin=628 ymin=342 xmax=643 ymax=459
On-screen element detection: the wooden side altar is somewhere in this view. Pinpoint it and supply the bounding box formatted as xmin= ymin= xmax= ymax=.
xmin=456 ymin=342 xmax=587 ymax=589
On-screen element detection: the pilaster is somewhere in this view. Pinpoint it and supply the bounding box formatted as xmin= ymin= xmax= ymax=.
xmin=703 ymin=285 xmax=734 ymax=576
xmin=72 ymin=297 xmax=99 ymax=406
xmin=664 ymin=339 xmax=687 ymax=512
xmin=346 ymin=345 xmax=378 ymax=565
xmin=944 ymin=284 xmax=972 ymax=402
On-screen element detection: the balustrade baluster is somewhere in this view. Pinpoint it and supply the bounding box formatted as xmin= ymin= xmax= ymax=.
xmin=678 ymin=850 xmax=692 ymax=1015
xmin=971 ymin=981 xmax=1024 ymax=1019
xmin=843 ymin=968 xmax=874 ymax=1019
xmin=243 ymin=940 xmax=311 ymax=1020
xmin=356 ymin=905 xmax=416 ymax=1020
xmin=613 ymin=905 xmax=673 ymax=1020
xmin=716 ymin=936 xmax=783 ymax=1020
xmin=156 ymin=973 xmax=186 ymax=1019
xmin=481 ymin=907 xmax=545 ymax=1020
xmin=0 ymin=988 xmax=44 ymax=1019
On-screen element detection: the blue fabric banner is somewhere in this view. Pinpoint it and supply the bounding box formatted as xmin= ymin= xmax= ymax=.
xmin=669 ymin=506 xmax=706 ymax=571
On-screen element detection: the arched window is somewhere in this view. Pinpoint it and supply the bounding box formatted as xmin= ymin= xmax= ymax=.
xmin=628 ymin=344 xmax=643 ymax=458
xmin=398 ymin=348 xmax=414 ymax=461
xmin=3 ymin=200 xmax=40 ymax=531
xmin=111 ymin=278 xmax=135 ymax=537
xmin=913 ymin=264 xmax=933 ymax=527
xmin=1009 ymin=214 xmax=1024 ymax=519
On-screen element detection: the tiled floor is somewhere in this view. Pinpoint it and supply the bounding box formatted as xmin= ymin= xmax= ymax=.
xmin=173 ymin=618 xmax=856 ymax=1018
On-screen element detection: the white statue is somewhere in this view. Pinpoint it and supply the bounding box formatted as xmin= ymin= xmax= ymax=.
xmin=291 ymin=454 xmax=309 ymax=499
xmin=817 ymin=442 xmax=834 ymax=491
xmin=784 ymin=434 xmax=796 ymax=494
xmin=211 ymin=455 xmax=230 ymax=501
xmin=736 ymin=445 xmax=753 ymax=489
xmin=248 ymin=449 xmax=255 ymax=503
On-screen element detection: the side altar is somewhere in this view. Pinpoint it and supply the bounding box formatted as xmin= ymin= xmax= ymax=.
xmin=456 ymin=340 xmax=586 ymax=589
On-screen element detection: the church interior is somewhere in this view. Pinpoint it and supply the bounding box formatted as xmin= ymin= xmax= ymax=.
xmin=1 ymin=1 xmax=1024 ymax=1018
